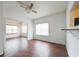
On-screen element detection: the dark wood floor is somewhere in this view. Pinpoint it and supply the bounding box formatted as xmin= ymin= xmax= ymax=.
xmin=3 ymin=38 xmax=68 ymax=57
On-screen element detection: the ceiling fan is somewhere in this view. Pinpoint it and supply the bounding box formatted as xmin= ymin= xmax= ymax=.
xmin=18 ymin=1 xmax=37 ymax=13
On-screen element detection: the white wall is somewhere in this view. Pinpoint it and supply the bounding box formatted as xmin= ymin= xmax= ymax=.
xmin=66 ymin=2 xmax=79 ymax=57
xmin=33 ymin=12 xmax=66 ymax=45
xmin=3 ymin=1 xmax=33 ymax=40
xmin=0 ymin=2 xmax=5 ymax=55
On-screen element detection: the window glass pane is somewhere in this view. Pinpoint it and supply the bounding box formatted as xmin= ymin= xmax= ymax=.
xmin=12 ymin=26 xmax=18 ymax=33
xmin=6 ymin=25 xmax=12 ymax=33
xmin=6 ymin=25 xmax=18 ymax=34
xmin=36 ymin=23 xmax=49 ymax=35
xmin=22 ymin=25 xmax=27 ymax=33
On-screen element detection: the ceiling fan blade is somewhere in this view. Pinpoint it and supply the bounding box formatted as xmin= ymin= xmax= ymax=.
xmin=20 ymin=5 xmax=27 ymax=9
xmin=29 ymin=3 xmax=33 ymax=9
xmin=32 ymin=10 xmax=37 ymax=13
xmin=18 ymin=1 xmax=29 ymax=8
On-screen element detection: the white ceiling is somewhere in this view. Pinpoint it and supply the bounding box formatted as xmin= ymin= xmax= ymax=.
xmin=3 ymin=1 xmax=68 ymax=20
xmin=27 ymin=1 xmax=68 ymax=19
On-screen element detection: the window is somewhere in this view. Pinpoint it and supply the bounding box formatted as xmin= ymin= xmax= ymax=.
xmin=6 ymin=25 xmax=18 ymax=34
xmin=21 ymin=23 xmax=27 ymax=33
xmin=12 ymin=26 xmax=18 ymax=33
xmin=22 ymin=25 xmax=27 ymax=33
xmin=36 ymin=23 xmax=49 ymax=36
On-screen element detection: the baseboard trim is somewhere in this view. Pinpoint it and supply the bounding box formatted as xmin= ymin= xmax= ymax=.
xmin=32 ymin=39 xmax=65 ymax=46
